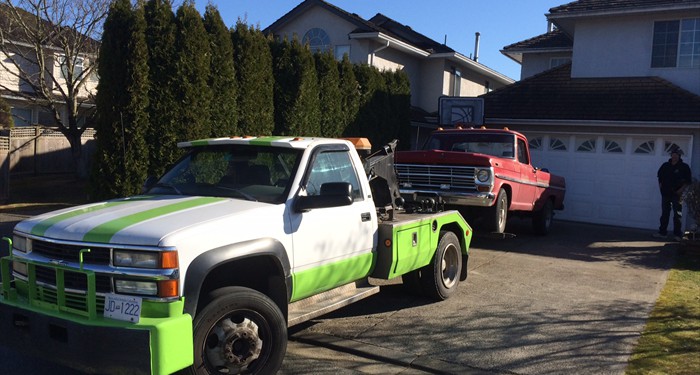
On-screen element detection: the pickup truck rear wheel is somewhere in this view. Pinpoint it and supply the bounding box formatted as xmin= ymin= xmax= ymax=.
xmin=487 ymin=188 xmax=508 ymax=234
xmin=421 ymin=231 xmax=462 ymax=300
xmin=189 ymin=287 xmax=287 ymax=375
xmin=532 ymin=199 xmax=554 ymax=235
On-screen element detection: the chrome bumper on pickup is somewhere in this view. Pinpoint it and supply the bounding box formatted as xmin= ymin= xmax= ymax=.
xmin=400 ymin=189 xmax=496 ymax=207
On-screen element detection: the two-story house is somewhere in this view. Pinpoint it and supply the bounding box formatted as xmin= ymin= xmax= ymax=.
xmin=0 ymin=4 xmax=98 ymax=128
xmin=489 ymin=0 xmax=700 ymax=230
xmin=264 ymin=0 xmax=514 ymax=147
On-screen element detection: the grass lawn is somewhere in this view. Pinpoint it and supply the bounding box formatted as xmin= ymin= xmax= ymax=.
xmin=626 ymin=248 xmax=700 ymax=374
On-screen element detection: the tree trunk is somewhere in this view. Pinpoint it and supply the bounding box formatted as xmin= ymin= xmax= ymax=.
xmin=65 ymin=128 xmax=87 ymax=179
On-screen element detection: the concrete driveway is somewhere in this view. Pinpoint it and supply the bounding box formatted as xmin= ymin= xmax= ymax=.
xmin=0 ymin=211 xmax=675 ymax=374
xmin=279 ymin=218 xmax=676 ymax=374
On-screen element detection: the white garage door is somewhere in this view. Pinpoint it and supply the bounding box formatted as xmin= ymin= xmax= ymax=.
xmin=525 ymin=132 xmax=693 ymax=230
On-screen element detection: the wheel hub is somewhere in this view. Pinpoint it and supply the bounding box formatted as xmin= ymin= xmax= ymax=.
xmin=206 ymin=317 xmax=263 ymax=372
xmin=441 ymin=244 xmax=459 ymax=288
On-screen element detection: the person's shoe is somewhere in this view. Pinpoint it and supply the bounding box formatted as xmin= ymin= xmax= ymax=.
xmin=652 ymin=232 xmax=667 ymax=239
xmin=672 ymin=235 xmax=682 ymax=242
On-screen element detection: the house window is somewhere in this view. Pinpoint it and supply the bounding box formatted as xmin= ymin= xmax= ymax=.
xmin=576 ymin=139 xmax=596 ymax=152
xmin=334 ymin=45 xmax=350 ymax=60
xmin=59 ymin=56 xmax=84 ymax=81
xmin=449 ymin=68 xmax=461 ymax=96
xmin=549 ymin=138 xmax=567 ymax=151
xmin=11 ymin=107 xmax=32 ymax=126
xmin=302 ymin=28 xmax=331 ymax=53
xmin=38 ymin=110 xmax=57 ymax=126
xmin=550 ymin=57 xmax=571 ymax=69
xmin=529 ymin=137 xmax=543 ymax=151
xmin=604 ymin=139 xmax=624 ymax=153
xmin=634 ymin=140 xmax=655 ymax=154
xmin=652 ymin=18 xmax=700 ymax=68
xmin=664 ymin=142 xmax=683 ymax=155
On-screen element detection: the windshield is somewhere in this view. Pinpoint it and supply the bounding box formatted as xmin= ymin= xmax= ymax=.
xmin=424 ymin=133 xmax=515 ymax=158
xmin=148 ymin=145 xmax=302 ymax=204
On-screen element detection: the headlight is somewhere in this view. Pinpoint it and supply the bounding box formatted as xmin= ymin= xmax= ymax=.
xmin=12 ymin=235 xmax=29 ymax=253
xmin=115 ymin=279 xmax=179 ymax=298
xmin=115 ymin=280 xmax=158 ymax=296
xmin=113 ymin=250 xmax=178 ymax=269
xmin=476 ymin=169 xmax=491 ymax=183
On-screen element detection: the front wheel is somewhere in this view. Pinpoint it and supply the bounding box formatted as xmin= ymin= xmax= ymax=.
xmin=189 ymin=287 xmax=287 ymax=375
xmin=487 ymin=188 xmax=508 ymax=234
xmin=421 ymin=231 xmax=463 ymax=300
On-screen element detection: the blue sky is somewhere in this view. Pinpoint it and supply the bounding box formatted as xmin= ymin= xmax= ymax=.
xmin=193 ymin=0 xmax=566 ymax=81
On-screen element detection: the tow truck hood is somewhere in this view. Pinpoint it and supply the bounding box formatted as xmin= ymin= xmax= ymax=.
xmin=396 ymin=149 xmax=494 ymax=166
xmin=14 ymin=195 xmax=277 ymax=247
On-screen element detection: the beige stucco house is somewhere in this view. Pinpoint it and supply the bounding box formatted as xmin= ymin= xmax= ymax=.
xmin=488 ymin=0 xmax=700 ymax=231
xmin=264 ymin=0 xmax=514 ymax=143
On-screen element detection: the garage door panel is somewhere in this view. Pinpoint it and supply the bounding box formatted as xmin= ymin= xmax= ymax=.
xmin=568 ymin=179 xmax=597 ymax=198
xmin=527 ymin=133 xmax=692 ymax=230
xmin=572 ymin=157 xmax=599 ymax=174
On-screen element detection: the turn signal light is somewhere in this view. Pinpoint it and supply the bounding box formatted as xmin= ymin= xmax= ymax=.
xmin=158 ymin=280 xmax=179 ymax=298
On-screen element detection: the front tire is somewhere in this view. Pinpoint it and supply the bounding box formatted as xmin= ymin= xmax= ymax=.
xmin=487 ymin=188 xmax=508 ymax=233
xmin=421 ymin=231 xmax=462 ymax=300
xmin=189 ymin=287 xmax=287 ymax=375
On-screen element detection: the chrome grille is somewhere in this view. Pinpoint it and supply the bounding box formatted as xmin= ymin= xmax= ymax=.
xmin=34 ymin=265 xmax=112 ymax=293
xmin=32 ymin=240 xmax=111 ymax=265
xmin=396 ymin=164 xmax=477 ymax=191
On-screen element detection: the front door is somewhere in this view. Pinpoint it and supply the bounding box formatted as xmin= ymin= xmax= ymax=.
xmin=288 ymin=146 xmax=377 ymax=301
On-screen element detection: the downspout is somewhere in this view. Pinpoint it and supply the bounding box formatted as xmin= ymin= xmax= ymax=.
xmin=370 ymin=40 xmax=390 ymax=67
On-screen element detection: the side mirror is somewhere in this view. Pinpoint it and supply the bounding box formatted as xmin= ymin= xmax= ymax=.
xmin=294 ymin=182 xmax=353 ymax=212
xmin=142 ymin=176 xmax=158 ymax=194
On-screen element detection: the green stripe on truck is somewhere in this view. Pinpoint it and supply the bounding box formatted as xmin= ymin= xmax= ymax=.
xmin=82 ymin=197 xmax=225 ymax=243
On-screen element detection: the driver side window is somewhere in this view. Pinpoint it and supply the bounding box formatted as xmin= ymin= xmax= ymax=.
xmin=306 ymin=150 xmax=362 ymax=199
xmin=517 ymin=139 xmax=529 ymax=164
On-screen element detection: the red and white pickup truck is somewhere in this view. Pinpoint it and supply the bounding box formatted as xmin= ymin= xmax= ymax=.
xmin=396 ymin=127 xmax=566 ymax=235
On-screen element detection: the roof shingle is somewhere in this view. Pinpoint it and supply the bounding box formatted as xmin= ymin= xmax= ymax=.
xmin=502 ymin=29 xmax=573 ymax=52
xmin=481 ymin=64 xmax=700 ymax=123
xmin=549 ymin=0 xmax=700 ymax=15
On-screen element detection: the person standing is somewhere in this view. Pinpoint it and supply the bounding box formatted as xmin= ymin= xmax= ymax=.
xmin=654 ymin=147 xmax=692 ymax=241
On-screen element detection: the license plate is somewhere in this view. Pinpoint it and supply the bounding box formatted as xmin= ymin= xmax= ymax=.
xmin=103 ymin=293 xmax=142 ymax=323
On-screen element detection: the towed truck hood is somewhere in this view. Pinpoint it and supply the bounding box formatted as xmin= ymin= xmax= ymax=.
xmin=14 ymin=195 xmax=277 ymax=247
xmin=395 ymin=149 xmax=494 ymax=166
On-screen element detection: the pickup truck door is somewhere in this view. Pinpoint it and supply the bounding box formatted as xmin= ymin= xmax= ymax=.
xmin=288 ymin=145 xmax=377 ymax=301
xmin=516 ymin=137 xmax=538 ymax=209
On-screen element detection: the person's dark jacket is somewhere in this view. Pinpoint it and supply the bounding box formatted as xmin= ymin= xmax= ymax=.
xmin=657 ymin=158 xmax=691 ymax=197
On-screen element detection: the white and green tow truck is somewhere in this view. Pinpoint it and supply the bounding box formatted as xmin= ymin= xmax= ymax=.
xmin=0 ymin=136 xmax=472 ymax=374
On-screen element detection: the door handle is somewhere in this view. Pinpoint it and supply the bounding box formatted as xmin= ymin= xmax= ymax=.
xmin=361 ymin=212 xmax=371 ymax=222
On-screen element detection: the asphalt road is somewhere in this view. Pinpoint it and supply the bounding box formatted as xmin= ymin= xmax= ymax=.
xmin=0 ymin=213 xmax=675 ymax=374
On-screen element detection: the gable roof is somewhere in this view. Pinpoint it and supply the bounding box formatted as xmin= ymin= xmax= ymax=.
xmin=0 ymin=4 xmax=100 ymax=52
xmin=361 ymin=14 xmax=455 ymax=54
xmin=265 ymin=0 xmax=513 ymax=84
xmin=549 ymin=0 xmax=700 ymax=16
xmin=265 ymin=0 xmax=454 ymax=55
xmin=501 ymin=29 xmax=573 ymax=63
xmin=265 ymin=0 xmax=373 ymax=34
xmin=480 ymin=63 xmax=700 ymax=123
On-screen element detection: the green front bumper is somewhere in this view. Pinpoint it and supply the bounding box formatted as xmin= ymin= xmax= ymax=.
xmin=0 ymin=255 xmax=193 ymax=375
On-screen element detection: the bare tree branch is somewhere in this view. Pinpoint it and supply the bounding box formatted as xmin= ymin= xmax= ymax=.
xmin=0 ymin=0 xmax=109 ymax=176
